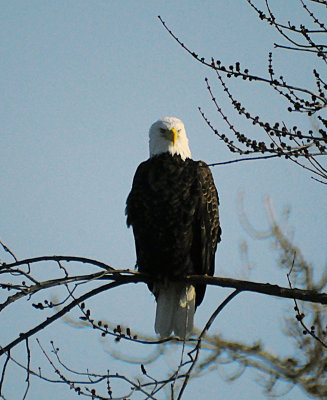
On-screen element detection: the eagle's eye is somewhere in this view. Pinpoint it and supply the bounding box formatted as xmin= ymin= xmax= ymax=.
xmin=160 ymin=128 xmax=166 ymax=133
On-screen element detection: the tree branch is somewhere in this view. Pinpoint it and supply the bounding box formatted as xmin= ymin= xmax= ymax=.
xmin=2 ymin=256 xmax=327 ymax=307
xmin=0 ymin=281 xmax=125 ymax=357
xmin=184 ymin=275 xmax=327 ymax=304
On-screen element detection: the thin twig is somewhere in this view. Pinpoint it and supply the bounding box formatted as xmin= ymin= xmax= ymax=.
xmin=22 ymin=339 xmax=31 ymax=400
xmin=0 ymin=239 xmax=17 ymax=262
xmin=287 ymin=255 xmax=327 ymax=348
xmin=177 ymin=290 xmax=240 ymax=399
xmin=0 ymin=350 xmax=10 ymax=396
xmin=0 ymin=281 xmax=125 ymax=356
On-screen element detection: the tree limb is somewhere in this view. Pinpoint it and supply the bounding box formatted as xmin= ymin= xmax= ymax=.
xmin=2 ymin=256 xmax=327 ymax=307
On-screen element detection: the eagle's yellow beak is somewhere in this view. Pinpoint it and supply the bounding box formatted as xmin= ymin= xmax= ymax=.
xmin=170 ymin=128 xmax=177 ymax=145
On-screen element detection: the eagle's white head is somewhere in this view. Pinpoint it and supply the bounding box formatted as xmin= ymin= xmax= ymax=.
xmin=149 ymin=117 xmax=192 ymax=161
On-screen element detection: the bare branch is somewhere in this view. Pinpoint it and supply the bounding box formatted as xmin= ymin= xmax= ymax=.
xmin=176 ymin=290 xmax=240 ymax=399
xmin=0 ymin=281 xmax=124 ymax=357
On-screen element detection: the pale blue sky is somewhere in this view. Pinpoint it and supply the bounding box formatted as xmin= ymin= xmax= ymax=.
xmin=1 ymin=1 xmax=326 ymax=399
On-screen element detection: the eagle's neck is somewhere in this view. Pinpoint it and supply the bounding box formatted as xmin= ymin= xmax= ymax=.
xmin=149 ymin=137 xmax=191 ymax=161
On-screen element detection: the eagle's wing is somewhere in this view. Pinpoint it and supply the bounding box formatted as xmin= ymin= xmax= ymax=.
xmin=125 ymin=160 xmax=152 ymax=273
xmin=193 ymin=161 xmax=221 ymax=306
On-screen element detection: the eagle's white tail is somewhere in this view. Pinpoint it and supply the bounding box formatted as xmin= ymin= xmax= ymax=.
xmin=154 ymin=283 xmax=196 ymax=339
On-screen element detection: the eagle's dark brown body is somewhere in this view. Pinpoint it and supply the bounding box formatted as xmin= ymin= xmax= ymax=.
xmin=126 ymin=153 xmax=221 ymax=307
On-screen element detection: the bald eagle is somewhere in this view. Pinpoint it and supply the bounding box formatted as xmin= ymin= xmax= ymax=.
xmin=126 ymin=117 xmax=221 ymax=339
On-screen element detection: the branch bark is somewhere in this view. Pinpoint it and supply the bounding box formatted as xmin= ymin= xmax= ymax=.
xmin=184 ymin=275 xmax=327 ymax=304
xmin=2 ymin=256 xmax=327 ymax=305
